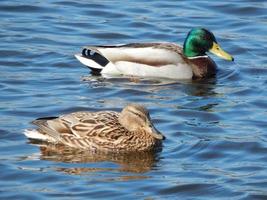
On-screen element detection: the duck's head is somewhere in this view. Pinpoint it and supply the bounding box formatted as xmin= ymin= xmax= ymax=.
xmin=183 ymin=28 xmax=234 ymax=61
xmin=119 ymin=104 xmax=165 ymax=140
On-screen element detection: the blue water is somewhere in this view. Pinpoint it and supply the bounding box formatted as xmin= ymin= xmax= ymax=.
xmin=1 ymin=0 xmax=267 ymax=199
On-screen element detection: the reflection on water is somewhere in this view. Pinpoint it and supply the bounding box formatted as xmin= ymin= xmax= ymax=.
xmin=82 ymin=74 xmax=183 ymax=86
xmin=186 ymin=79 xmax=218 ymax=97
xmin=28 ymin=141 xmax=161 ymax=174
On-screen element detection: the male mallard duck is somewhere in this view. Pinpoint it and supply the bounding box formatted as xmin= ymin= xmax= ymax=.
xmin=24 ymin=104 xmax=165 ymax=152
xmin=75 ymin=28 xmax=234 ymax=79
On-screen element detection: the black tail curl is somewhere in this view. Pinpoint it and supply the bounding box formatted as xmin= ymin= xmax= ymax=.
xmin=82 ymin=48 xmax=109 ymax=67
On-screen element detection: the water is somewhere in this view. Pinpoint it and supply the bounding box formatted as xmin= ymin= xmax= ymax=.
xmin=1 ymin=0 xmax=267 ymax=199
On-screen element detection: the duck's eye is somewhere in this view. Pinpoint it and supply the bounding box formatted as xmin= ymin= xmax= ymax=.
xmin=203 ymin=35 xmax=210 ymax=41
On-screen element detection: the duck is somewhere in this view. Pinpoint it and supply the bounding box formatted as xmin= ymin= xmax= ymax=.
xmin=75 ymin=28 xmax=234 ymax=80
xmin=24 ymin=104 xmax=165 ymax=152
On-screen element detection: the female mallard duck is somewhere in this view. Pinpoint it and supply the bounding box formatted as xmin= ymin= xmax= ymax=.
xmin=75 ymin=28 xmax=234 ymax=79
xmin=24 ymin=104 xmax=165 ymax=152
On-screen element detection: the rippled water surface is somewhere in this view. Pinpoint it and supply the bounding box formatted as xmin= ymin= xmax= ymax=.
xmin=1 ymin=0 xmax=267 ymax=199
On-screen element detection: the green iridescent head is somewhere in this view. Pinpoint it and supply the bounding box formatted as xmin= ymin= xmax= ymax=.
xmin=183 ymin=28 xmax=234 ymax=61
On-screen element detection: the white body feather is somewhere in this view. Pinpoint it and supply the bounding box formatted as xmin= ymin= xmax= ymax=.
xmin=75 ymin=45 xmax=193 ymax=79
xmin=24 ymin=129 xmax=57 ymax=142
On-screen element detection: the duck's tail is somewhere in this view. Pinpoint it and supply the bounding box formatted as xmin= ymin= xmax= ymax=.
xmin=24 ymin=129 xmax=52 ymax=141
xmin=24 ymin=117 xmax=61 ymax=143
xmin=75 ymin=47 xmax=110 ymax=74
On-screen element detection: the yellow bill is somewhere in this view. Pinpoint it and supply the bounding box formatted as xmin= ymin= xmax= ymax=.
xmin=209 ymin=42 xmax=234 ymax=61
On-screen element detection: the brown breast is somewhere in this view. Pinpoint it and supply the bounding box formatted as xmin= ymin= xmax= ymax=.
xmin=186 ymin=57 xmax=217 ymax=79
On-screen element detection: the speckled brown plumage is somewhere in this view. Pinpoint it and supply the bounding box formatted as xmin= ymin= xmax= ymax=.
xmin=25 ymin=104 xmax=164 ymax=152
